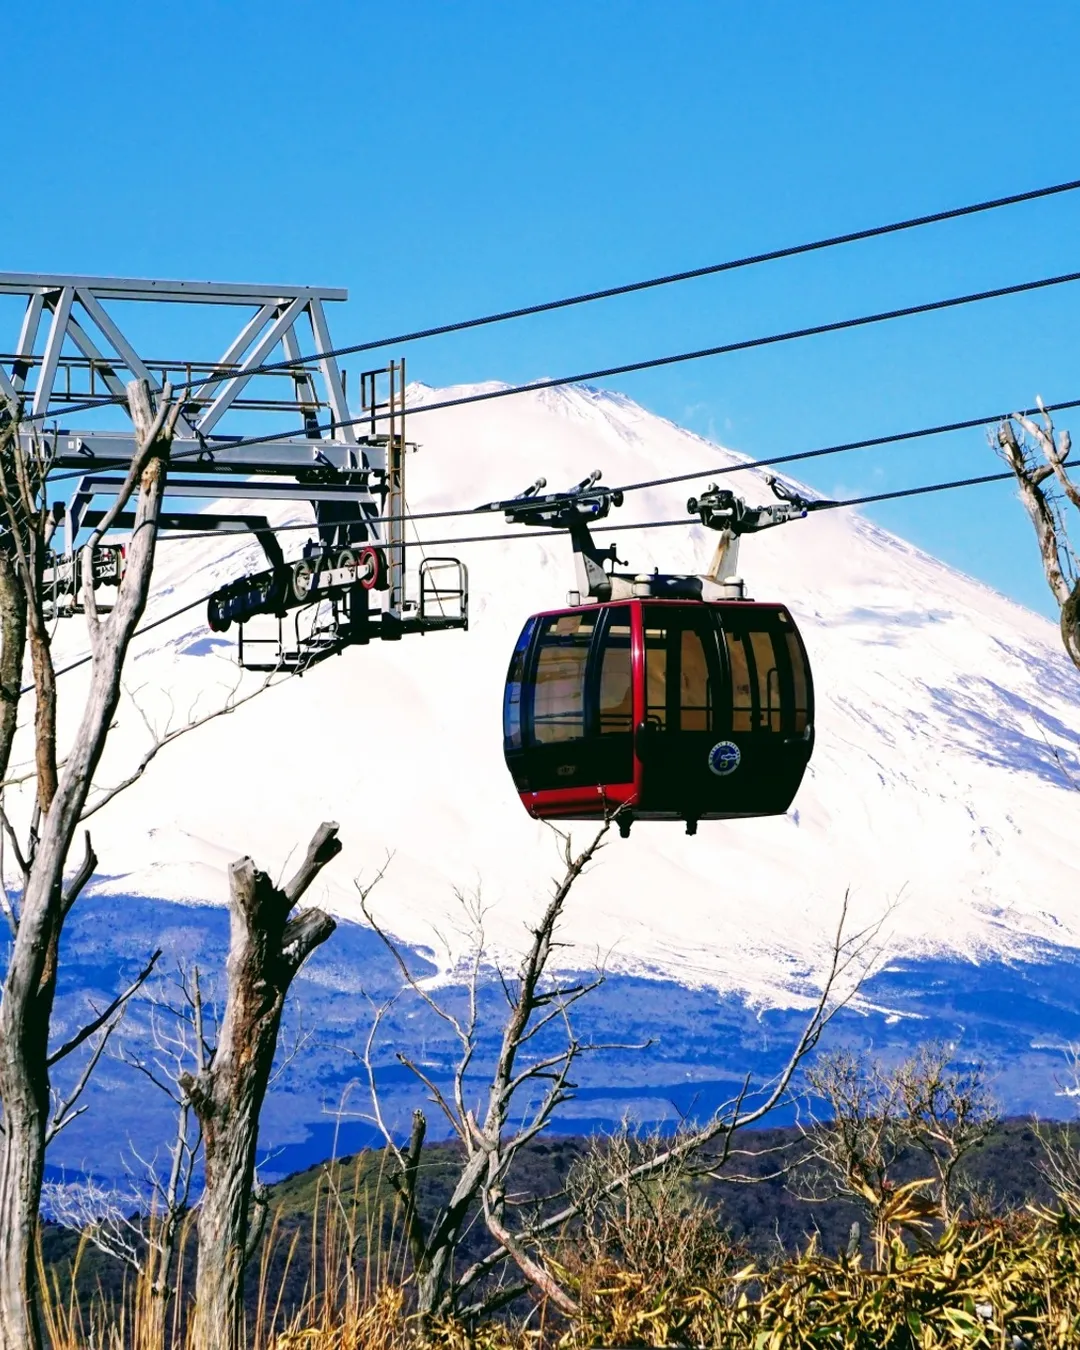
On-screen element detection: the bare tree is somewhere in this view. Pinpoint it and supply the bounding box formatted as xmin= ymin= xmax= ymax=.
xmin=358 ymin=824 xmax=617 ymax=1321
xmin=1033 ymin=1044 xmax=1080 ymax=1209
xmin=45 ymin=942 xmax=320 ymax=1350
xmin=797 ymin=1048 xmax=916 ymax=1263
xmin=894 ymin=1042 xmax=997 ymax=1223
xmin=180 ymin=822 xmax=340 ymax=1350
xmin=0 ymin=383 xmax=183 ymax=1350
xmin=44 ymin=963 xmax=211 ymax=1349
xmin=0 ymin=380 xmax=301 ymax=1349
xmin=998 ymin=400 xmax=1080 ymax=671
xmin=797 ymin=1043 xmax=997 ymax=1263
xmin=559 ymin=1124 xmax=737 ymax=1304
xmin=361 ymin=829 xmax=881 ymax=1324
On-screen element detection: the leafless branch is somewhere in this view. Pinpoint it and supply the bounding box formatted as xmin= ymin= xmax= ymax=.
xmin=42 ymin=1173 xmax=146 ymax=1272
xmin=456 ymin=888 xmax=887 ymax=1297
xmin=81 ymin=669 xmax=285 ymax=820
xmin=0 ymin=802 xmax=28 ymax=880
xmin=48 ymin=948 xmax=162 ymax=1067
xmin=358 ymin=821 xmax=635 ymax=1318
xmin=46 ymin=1018 xmax=119 ymax=1144
xmin=61 ymin=830 xmax=97 ymax=916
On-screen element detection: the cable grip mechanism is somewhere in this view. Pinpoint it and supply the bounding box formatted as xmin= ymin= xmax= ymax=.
xmin=478 ymin=469 xmax=624 ymax=529
xmin=689 ymin=475 xmax=823 ymax=534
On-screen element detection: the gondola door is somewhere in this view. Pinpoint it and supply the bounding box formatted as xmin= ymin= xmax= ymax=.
xmin=715 ymin=604 xmax=814 ymax=816
xmin=635 ymin=602 xmax=813 ymax=821
xmin=636 ymin=604 xmax=725 ymax=820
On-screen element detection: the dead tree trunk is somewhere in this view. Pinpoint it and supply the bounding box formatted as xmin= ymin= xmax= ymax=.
xmin=999 ymin=407 xmax=1080 ymax=672
xmin=0 ymin=548 xmax=25 ymax=787
xmin=0 ymin=381 xmax=182 ymax=1350
xmin=182 ymin=823 xmax=340 ymax=1350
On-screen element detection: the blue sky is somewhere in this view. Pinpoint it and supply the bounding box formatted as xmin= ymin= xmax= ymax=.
xmin=6 ymin=0 xmax=1080 ymax=618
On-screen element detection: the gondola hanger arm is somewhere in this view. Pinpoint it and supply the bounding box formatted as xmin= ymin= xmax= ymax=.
xmin=688 ymin=475 xmax=833 ymax=535
xmin=476 ymin=470 xmax=623 ymax=528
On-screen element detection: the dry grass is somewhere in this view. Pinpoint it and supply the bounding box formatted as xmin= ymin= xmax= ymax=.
xmin=36 ymin=1151 xmax=413 ymax=1350
xmin=33 ymin=1145 xmax=1080 ymax=1349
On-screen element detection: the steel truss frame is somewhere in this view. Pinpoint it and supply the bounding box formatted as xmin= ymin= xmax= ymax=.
xmin=0 ymin=272 xmax=468 ymax=665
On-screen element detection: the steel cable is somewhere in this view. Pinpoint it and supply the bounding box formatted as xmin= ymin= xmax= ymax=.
xmin=40 ymin=459 xmax=1024 ymax=690
xmin=31 ymin=172 xmax=1080 ymax=424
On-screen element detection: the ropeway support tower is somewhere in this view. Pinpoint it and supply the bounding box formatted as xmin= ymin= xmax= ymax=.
xmin=0 ymin=272 xmax=467 ymax=669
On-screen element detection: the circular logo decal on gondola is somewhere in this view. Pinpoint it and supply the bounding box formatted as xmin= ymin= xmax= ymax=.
xmin=707 ymin=740 xmax=741 ymax=777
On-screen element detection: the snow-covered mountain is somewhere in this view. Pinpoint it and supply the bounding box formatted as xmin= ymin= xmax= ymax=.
xmin=20 ymin=381 xmax=1080 ymax=1008
xmin=21 ymin=381 xmax=1080 ymax=1181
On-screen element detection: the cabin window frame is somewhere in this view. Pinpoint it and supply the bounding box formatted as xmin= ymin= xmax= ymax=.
xmin=503 ymin=616 xmax=538 ymax=751
xmin=717 ymin=607 xmax=812 ymax=737
xmin=527 ymin=611 xmax=599 ymax=745
xmin=641 ymin=604 xmax=728 ymax=735
xmin=519 ymin=606 xmax=637 ymax=749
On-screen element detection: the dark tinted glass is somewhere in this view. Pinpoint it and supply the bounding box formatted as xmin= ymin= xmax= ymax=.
xmin=644 ymin=619 xmax=669 ymax=729
xmin=749 ymin=629 xmax=782 ymax=733
xmin=532 ymin=613 xmax=597 ymax=744
xmin=503 ymin=618 xmax=536 ymax=750
xmin=728 ymin=630 xmax=753 ymax=732
xmin=597 ymin=613 xmax=633 ymax=733
xmin=785 ymin=627 xmax=811 ymax=732
xmin=679 ymin=626 xmax=712 ymax=731
xmin=643 ymin=608 xmax=719 ymax=732
xmin=722 ymin=608 xmax=809 ymax=736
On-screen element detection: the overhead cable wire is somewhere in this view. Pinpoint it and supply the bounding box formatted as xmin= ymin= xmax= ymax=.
xmin=39 ymin=262 xmax=1080 ymax=491
xmin=147 ymin=392 xmax=1080 ymax=545
xmin=128 ymin=265 xmax=1080 ymax=460
xmin=327 ymin=467 xmax=1020 ymax=551
xmin=833 ymin=469 xmax=1015 ymax=508
xmin=30 ymin=592 xmax=211 ymax=689
xmin=157 ymin=469 xmax=1023 ymax=559
xmin=30 ymin=172 xmax=1080 ymax=425
xmin=613 ymin=396 xmax=1080 ymax=492
xmin=38 ymin=464 xmax=1023 ymax=688
xmin=269 ymin=469 xmax=1018 ymax=552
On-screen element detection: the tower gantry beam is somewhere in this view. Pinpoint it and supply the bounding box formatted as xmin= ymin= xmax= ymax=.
xmin=0 ymin=272 xmax=468 ymax=665
xmin=0 ymin=271 xmax=371 ymax=474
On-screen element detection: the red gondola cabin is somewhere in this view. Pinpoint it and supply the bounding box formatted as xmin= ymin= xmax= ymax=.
xmin=503 ymin=599 xmax=813 ymax=833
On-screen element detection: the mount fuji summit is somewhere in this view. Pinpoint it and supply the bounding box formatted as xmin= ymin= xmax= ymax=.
xmin=24 ymin=382 xmax=1080 ymax=1176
